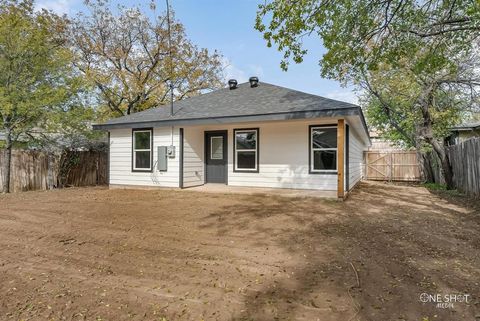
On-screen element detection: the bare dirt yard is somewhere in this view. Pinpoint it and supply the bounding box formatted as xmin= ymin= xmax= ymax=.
xmin=1 ymin=181 xmax=479 ymax=321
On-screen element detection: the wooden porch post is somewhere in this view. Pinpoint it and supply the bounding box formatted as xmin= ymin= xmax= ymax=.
xmin=337 ymin=119 xmax=345 ymax=199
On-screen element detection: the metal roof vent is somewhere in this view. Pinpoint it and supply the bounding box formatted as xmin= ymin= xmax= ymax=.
xmin=249 ymin=76 xmax=259 ymax=88
xmin=228 ymin=79 xmax=238 ymax=90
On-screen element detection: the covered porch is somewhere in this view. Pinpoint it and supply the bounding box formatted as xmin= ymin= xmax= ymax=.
xmin=179 ymin=118 xmax=349 ymax=198
xmin=184 ymin=183 xmax=338 ymax=199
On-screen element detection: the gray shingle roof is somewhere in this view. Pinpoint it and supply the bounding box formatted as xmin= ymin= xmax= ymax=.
xmin=94 ymin=82 xmax=366 ymax=132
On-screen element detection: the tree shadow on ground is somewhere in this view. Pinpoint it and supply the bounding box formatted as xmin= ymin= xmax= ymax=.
xmin=199 ymin=182 xmax=480 ymax=321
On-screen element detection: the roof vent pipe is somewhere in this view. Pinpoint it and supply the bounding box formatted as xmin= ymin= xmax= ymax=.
xmin=249 ymin=76 xmax=259 ymax=88
xmin=228 ymin=79 xmax=238 ymax=90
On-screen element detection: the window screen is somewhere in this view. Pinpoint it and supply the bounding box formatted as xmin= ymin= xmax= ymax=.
xmin=234 ymin=129 xmax=258 ymax=171
xmin=311 ymin=127 xmax=337 ymax=171
xmin=133 ymin=130 xmax=152 ymax=170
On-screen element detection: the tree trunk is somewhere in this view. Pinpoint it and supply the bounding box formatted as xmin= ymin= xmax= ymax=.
xmin=413 ymin=134 xmax=435 ymax=183
xmin=417 ymin=85 xmax=455 ymax=189
xmin=428 ymin=138 xmax=455 ymax=189
xmin=2 ymin=130 xmax=12 ymax=193
xmin=417 ymin=150 xmax=435 ymax=183
xmin=426 ymin=151 xmax=441 ymax=183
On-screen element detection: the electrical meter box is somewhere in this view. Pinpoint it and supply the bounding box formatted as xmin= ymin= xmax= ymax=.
xmin=166 ymin=145 xmax=175 ymax=158
xmin=157 ymin=146 xmax=167 ymax=171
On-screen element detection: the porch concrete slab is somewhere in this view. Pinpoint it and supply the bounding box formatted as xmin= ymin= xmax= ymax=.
xmin=183 ymin=184 xmax=337 ymax=199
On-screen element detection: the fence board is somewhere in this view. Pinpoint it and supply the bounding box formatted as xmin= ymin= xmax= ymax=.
xmin=0 ymin=150 xmax=108 ymax=192
xmin=367 ymin=139 xmax=479 ymax=197
xmin=365 ymin=150 xmax=421 ymax=181
xmin=447 ymin=138 xmax=480 ymax=198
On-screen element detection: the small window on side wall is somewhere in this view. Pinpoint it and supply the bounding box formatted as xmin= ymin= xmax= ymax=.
xmin=234 ymin=128 xmax=258 ymax=172
xmin=310 ymin=126 xmax=337 ymax=172
xmin=132 ymin=129 xmax=152 ymax=171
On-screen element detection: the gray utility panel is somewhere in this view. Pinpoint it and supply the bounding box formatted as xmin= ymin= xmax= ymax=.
xmin=157 ymin=146 xmax=167 ymax=171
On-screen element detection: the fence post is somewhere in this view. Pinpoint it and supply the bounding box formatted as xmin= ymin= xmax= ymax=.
xmin=96 ymin=152 xmax=99 ymax=185
xmin=389 ymin=153 xmax=392 ymax=182
xmin=47 ymin=153 xmax=53 ymax=190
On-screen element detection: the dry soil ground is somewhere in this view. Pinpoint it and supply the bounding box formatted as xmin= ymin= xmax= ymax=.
xmin=0 ymin=181 xmax=479 ymax=321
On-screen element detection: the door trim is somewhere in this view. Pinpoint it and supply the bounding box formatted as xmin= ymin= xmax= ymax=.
xmin=204 ymin=130 xmax=228 ymax=185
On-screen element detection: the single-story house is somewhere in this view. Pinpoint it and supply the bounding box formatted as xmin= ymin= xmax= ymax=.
xmin=447 ymin=121 xmax=480 ymax=145
xmin=93 ymin=78 xmax=371 ymax=198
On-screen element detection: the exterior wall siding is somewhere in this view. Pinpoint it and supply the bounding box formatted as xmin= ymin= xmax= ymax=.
xmin=348 ymin=125 xmax=365 ymax=190
xmin=458 ymin=129 xmax=480 ymax=143
xmin=109 ymin=127 xmax=180 ymax=187
xmin=227 ymin=120 xmax=337 ymax=190
xmin=188 ymin=118 xmax=347 ymax=191
xmin=108 ymin=117 xmax=369 ymax=191
xmin=182 ymin=126 xmax=204 ymax=188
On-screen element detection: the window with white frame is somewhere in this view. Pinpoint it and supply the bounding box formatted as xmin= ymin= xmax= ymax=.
xmin=132 ymin=129 xmax=152 ymax=171
xmin=310 ymin=126 xmax=337 ymax=172
xmin=234 ymin=129 xmax=258 ymax=171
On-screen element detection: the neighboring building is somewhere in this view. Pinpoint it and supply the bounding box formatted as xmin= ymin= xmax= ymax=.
xmin=93 ymin=79 xmax=371 ymax=198
xmin=0 ymin=131 xmax=29 ymax=148
xmin=369 ymin=130 xmax=400 ymax=151
xmin=0 ymin=130 xmax=107 ymax=150
xmin=447 ymin=121 xmax=480 ymax=145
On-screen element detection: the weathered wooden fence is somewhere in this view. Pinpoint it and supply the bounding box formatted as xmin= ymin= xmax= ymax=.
xmin=365 ymin=150 xmax=421 ymax=181
xmin=447 ymin=138 xmax=480 ymax=198
xmin=0 ymin=150 xmax=108 ymax=192
xmin=60 ymin=151 xmax=109 ymax=187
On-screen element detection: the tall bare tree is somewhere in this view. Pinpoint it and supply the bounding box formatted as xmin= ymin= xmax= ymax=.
xmin=71 ymin=1 xmax=224 ymax=117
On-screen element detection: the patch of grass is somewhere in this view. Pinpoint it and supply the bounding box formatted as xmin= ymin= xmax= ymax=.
xmin=423 ymin=182 xmax=447 ymax=190
xmin=423 ymin=183 xmax=465 ymax=198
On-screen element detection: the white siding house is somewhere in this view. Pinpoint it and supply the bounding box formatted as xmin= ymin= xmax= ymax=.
xmin=109 ymin=127 xmax=181 ymax=187
xmin=348 ymin=128 xmax=365 ymax=190
xmin=96 ymin=81 xmax=370 ymax=198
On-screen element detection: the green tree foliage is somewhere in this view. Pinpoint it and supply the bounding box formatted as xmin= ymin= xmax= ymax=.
xmin=71 ymin=1 xmax=224 ymax=117
xmin=361 ymin=59 xmax=467 ymax=148
xmin=255 ymin=0 xmax=479 ymax=78
xmin=255 ymin=0 xmax=480 ymax=188
xmin=0 ymin=0 xmax=93 ymax=192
